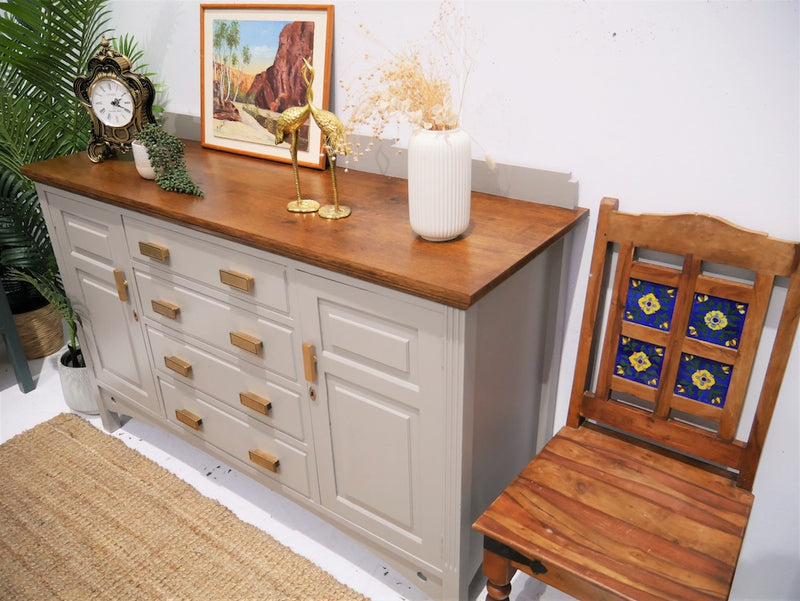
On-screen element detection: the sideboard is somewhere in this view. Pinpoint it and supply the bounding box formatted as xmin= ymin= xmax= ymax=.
xmin=22 ymin=143 xmax=587 ymax=600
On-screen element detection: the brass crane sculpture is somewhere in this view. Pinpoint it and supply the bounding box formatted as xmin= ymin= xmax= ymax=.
xmin=302 ymin=58 xmax=351 ymax=219
xmin=274 ymin=103 xmax=318 ymax=213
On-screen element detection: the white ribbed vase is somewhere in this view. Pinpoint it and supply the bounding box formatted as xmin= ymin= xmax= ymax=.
xmin=58 ymin=347 xmax=98 ymax=414
xmin=407 ymin=128 xmax=471 ymax=241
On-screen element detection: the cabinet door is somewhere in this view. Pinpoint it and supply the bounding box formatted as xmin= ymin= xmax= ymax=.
xmin=297 ymin=271 xmax=447 ymax=569
xmin=43 ymin=190 xmax=160 ymax=416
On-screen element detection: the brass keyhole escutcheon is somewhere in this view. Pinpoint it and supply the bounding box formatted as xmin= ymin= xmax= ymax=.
xmin=308 ymin=385 xmax=317 ymax=401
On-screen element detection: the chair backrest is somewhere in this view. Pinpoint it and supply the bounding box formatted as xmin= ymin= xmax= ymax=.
xmin=568 ymin=198 xmax=800 ymax=490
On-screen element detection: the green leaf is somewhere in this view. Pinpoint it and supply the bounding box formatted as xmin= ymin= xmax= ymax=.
xmin=0 ymin=0 xmax=159 ymax=352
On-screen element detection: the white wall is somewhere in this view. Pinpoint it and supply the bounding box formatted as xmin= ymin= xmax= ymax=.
xmin=110 ymin=1 xmax=800 ymax=599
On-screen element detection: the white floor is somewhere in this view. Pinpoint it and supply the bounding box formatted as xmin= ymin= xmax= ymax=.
xmin=0 ymin=342 xmax=544 ymax=601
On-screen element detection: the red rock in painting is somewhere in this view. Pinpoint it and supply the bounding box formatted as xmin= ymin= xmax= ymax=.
xmin=249 ymin=21 xmax=314 ymax=113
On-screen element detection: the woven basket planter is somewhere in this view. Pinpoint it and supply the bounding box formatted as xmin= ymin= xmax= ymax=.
xmin=12 ymin=302 xmax=64 ymax=359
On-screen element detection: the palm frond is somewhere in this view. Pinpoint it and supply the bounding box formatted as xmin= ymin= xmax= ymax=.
xmin=111 ymin=32 xmax=166 ymax=118
xmin=0 ymin=0 xmax=112 ymax=156
xmin=0 ymin=0 xmax=155 ymax=357
xmin=0 ymin=0 xmax=111 ymax=96
xmin=9 ymin=266 xmax=79 ymax=349
xmin=0 ymin=168 xmax=55 ymax=274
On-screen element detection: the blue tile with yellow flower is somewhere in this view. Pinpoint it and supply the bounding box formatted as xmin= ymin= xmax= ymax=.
xmin=615 ymin=279 xmax=742 ymax=407
xmin=672 ymin=293 xmax=744 ymax=407
xmin=674 ymin=354 xmax=733 ymax=407
xmin=615 ymin=336 xmax=665 ymax=387
xmin=686 ymin=293 xmax=747 ymax=348
xmin=623 ymin=279 xmax=677 ymax=330
xmin=615 ymin=279 xmax=673 ymax=388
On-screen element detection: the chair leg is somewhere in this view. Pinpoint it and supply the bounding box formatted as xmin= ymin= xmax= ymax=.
xmin=483 ymin=547 xmax=515 ymax=601
xmin=0 ymin=281 xmax=35 ymax=393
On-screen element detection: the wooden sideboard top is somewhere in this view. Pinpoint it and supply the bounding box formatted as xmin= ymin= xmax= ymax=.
xmin=22 ymin=141 xmax=587 ymax=309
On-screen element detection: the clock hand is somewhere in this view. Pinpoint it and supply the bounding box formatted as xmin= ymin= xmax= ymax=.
xmin=110 ymin=97 xmax=132 ymax=112
xmin=109 ymin=98 xmax=132 ymax=114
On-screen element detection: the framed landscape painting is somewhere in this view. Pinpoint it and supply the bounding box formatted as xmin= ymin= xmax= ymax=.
xmin=200 ymin=4 xmax=333 ymax=168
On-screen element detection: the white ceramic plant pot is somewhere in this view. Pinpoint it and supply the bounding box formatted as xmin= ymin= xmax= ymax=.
xmin=131 ymin=140 xmax=156 ymax=180
xmin=58 ymin=347 xmax=98 ymax=414
xmin=407 ymin=128 xmax=472 ymax=242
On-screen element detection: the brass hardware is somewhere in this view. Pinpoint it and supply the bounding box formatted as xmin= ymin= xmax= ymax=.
xmin=175 ymin=408 xmax=202 ymax=430
xmin=239 ymin=392 xmax=272 ymax=415
xmin=151 ymin=299 xmax=180 ymax=320
xmin=301 ymin=59 xmax=350 ymax=220
xmin=302 ymin=342 xmax=317 ymax=382
xmin=248 ymin=449 xmax=280 ymax=473
xmin=113 ymin=269 xmax=128 ymax=301
xmin=274 ymin=66 xmax=319 ymax=214
xmin=133 ymin=310 xmax=139 ymax=322
xmin=230 ymin=331 xmax=263 ymax=355
xmin=308 ymin=385 xmax=317 ymax=401
xmin=219 ymin=269 xmax=255 ymax=293
xmin=318 ymin=201 xmax=351 ymax=220
xmin=164 ymin=355 xmax=192 ymax=377
xmin=138 ymin=240 xmax=169 ymax=262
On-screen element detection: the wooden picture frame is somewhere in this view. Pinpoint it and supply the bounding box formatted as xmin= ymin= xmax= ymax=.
xmin=200 ymin=4 xmax=333 ymax=169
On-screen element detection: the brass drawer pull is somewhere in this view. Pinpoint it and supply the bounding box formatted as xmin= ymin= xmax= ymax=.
xmin=302 ymin=342 xmax=317 ymax=383
xmin=249 ymin=449 xmax=280 ymax=473
xmin=239 ymin=392 xmax=272 ymax=415
xmin=138 ymin=241 xmax=170 ymax=262
xmin=175 ymin=408 xmax=203 ymax=430
xmin=151 ymin=299 xmax=180 ymax=320
xmin=220 ymin=269 xmax=255 ymax=293
xmin=230 ymin=331 xmax=263 ymax=355
xmin=164 ymin=355 xmax=192 ymax=377
xmin=113 ymin=269 xmax=128 ymax=302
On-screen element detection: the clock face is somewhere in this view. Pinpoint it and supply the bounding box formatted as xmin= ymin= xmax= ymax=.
xmin=89 ymin=77 xmax=134 ymax=127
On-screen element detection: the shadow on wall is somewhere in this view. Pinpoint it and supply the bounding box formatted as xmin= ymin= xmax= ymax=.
xmin=345 ymin=133 xmax=580 ymax=210
xmin=161 ymin=112 xmax=580 ymax=210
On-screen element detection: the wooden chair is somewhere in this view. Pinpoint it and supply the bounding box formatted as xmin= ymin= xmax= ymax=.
xmin=473 ymin=198 xmax=800 ymax=601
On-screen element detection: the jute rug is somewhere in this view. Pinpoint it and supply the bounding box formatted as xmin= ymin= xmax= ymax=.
xmin=0 ymin=413 xmax=370 ymax=600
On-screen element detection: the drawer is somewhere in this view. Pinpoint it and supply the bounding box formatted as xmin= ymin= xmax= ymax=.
xmin=160 ymin=378 xmax=312 ymax=498
xmin=147 ymin=326 xmax=305 ymax=441
xmin=136 ymin=270 xmax=297 ymax=379
xmin=125 ymin=217 xmax=290 ymax=314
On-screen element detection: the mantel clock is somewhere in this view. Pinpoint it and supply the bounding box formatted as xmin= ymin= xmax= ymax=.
xmin=74 ymin=37 xmax=156 ymax=162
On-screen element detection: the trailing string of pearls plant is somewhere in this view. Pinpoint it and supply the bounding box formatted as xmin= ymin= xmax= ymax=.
xmin=135 ymin=123 xmax=204 ymax=196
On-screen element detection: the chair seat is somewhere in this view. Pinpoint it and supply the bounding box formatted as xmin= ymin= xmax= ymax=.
xmin=473 ymin=425 xmax=754 ymax=601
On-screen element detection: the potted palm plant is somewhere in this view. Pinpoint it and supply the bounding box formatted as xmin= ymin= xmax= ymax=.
xmin=0 ymin=0 xmax=154 ymax=411
xmin=0 ymin=170 xmax=64 ymax=360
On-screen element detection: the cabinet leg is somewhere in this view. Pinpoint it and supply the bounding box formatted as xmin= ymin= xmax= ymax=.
xmin=98 ymin=405 xmax=122 ymax=432
xmin=483 ymin=548 xmax=514 ymax=601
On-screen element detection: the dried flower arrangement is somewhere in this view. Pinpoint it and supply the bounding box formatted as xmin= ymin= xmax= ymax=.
xmin=341 ymin=0 xmax=477 ymax=157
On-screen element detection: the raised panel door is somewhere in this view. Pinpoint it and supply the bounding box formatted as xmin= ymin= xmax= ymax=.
xmin=297 ymin=270 xmax=447 ymax=575
xmin=43 ymin=190 xmax=159 ymax=416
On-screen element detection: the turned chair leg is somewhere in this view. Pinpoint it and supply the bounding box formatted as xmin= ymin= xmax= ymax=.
xmin=483 ymin=547 xmax=515 ymax=601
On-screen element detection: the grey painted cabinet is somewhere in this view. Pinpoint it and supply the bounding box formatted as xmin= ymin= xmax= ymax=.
xmin=36 ymin=182 xmax=575 ymax=600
